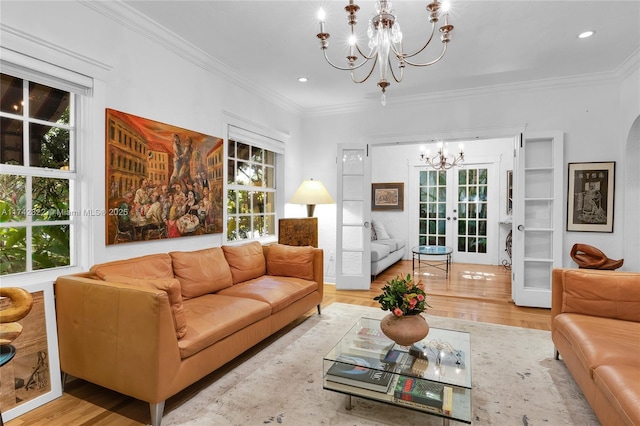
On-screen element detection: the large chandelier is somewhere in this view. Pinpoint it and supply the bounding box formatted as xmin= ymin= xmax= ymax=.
xmin=316 ymin=0 xmax=454 ymax=105
xmin=420 ymin=143 xmax=464 ymax=170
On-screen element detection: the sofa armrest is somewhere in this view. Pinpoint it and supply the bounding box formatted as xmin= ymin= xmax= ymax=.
xmin=55 ymin=274 xmax=182 ymax=403
xmin=552 ymin=268 xmax=640 ymax=325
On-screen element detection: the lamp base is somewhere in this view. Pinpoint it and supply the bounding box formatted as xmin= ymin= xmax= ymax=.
xmin=306 ymin=204 xmax=316 ymax=218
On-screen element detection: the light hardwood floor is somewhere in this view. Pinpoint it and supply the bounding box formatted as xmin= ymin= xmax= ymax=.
xmin=5 ymin=260 xmax=551 ymax=425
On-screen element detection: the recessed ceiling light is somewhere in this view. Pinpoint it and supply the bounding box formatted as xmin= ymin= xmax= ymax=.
xmin=578 ymin=30 xmax=595 ymax=39
xmin=298 ymin=77 xmax=308 ymax=83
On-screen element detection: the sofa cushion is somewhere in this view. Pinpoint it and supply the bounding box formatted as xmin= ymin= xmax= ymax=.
xmin=371 ymin=242 xmax=391 ymax=262
xmin=266 ymin=244 xmax=314 ymax=280
xmin=222 ymin=241 xmax=266 ymax=284
xmin=593 ymin=365 xmax=640 ymax=425
xmin=101 ymin=275 xmax=187 ymax=339
xmin=553 ymin=314 xmax=640 ymax=375
xmin=217 ymin=275 xmax=318 ymax=313
xmin=91 ymin=253 xmax=173 ymax=280
xmin=374 ymin=238 xmax=406 ymax=252
xmin=561 ymin=269 xmax=640 ymax=322
xmin=372 ymin=220 xmax=390 ymax=239
xmin=170 ymin=247 xmax=233 ymax=299
xmin=178 ymin=294 xmax=271 ymax=358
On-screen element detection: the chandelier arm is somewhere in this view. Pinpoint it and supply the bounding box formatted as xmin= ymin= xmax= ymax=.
xmin=350 ymin=56 xmax=379 ymax=84
xmin=321 ymin=49 xmax=375 ymax=72
xmin=388 ymin=58 xmax=404 ymax=83
xmin=402 ymin=42 xmax=448 ymax=67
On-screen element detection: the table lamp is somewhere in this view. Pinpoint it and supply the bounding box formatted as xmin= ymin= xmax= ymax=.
xmin=289 ymin=178 xmax=334 ymax=217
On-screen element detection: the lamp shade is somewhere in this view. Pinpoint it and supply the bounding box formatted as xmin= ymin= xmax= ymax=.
xmin=289 ymin=179 xmax=334 ymax=217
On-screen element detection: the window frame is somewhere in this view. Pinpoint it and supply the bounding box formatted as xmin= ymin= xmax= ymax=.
xmin=0 ymin=69 xmax=84 ymax=282
xmin=225 ymin=137 xmax=278 ymax=243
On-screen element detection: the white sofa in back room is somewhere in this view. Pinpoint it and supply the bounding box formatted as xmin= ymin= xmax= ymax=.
xmin=371 ymin=220 xmax=406 ymax=279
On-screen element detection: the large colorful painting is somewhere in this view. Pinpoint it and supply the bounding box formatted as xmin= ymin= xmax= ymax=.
xmin=105 ymin=109 xmax=224 ymax=245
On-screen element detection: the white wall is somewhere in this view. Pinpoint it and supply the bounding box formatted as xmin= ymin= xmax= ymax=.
xmin=1 ymin=1 xmax=305 ymax=272
xmin=302 ymin=72 xmax=640 ymax=274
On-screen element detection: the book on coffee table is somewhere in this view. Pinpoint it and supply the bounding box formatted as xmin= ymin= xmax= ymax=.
xmin=394 ymin=376 xmax=444 ymax=408
xmin=325 ymin=355 xmax=395 ymax=393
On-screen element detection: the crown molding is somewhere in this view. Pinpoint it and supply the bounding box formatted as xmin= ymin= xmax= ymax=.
xmin=0 ymin=23 xmax=112 ymax=81
xmin=79 ymin=0 xmax=303 ymax=116
xmin=303 ymin=69 xmax=625 ymax=118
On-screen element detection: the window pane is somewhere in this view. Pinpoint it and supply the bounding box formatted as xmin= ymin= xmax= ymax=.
xmin=32 ymin=224 xmax=70 ymax=270
xmin=227 ymin=216 xmax=237 ymax=240
xmin=252 ymin=191 xmax=264 ymax=213
xmin=227 ymin=190 xmax=237 ymax=214
xmin=264 ymin=150 xmax=275 ymax=166
xmin=264 ymin=165 xmax=275 ymax=188
xmin=227 ymin=140 xmax=236 ymax=158
xmin=251 ymin=164 xmax=263 ymax=186
xmin=251 ymin=147 xmax=263 ymax=163
xmin=264 ymin=214 xmax=275 ymax=236
xmin=265 ymin=191 xmax=275 ymax=213
xmin=0 ymin=225 xmax=26 ymax=275
xmin=1 ymin=117 xmax=24 ymax=165
xmin=30 ymin=122 xmax=70 ymax=169
xmin=237 ymin=142 xmax=250 ymax=161
xmin=238 ymin=215 xmax=251 ymax=237
xmin=419 ymin=171 xmax=427 ymax=186
xmin=236 ymin=161 xmax=251 ymax=185
xmin=32 ymin=177 xmax=69 ymax=221
xmin=1 ymin=74 xmax=23 ymax=115
xmin=29 ymin=82 xmax=70 ymax=122
xmin=227 ymin=159 xmax=235 ymax=184
xmin=0 ymin=174 xmax=26 ymax=221
xmin=479 ymin=169 xmax=488 ymax=184
xmin=238 ymin=190 xmax=250 ymax=213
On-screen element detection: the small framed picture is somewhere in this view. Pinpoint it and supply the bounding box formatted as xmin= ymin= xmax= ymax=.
xmin=567 ymin=161 xmax=615 ymax=232
xmin=372 ymin=182 xmax=404 ymax=211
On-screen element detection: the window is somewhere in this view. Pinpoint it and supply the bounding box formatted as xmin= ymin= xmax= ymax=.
xmin=226 ymin=139 xmax=276 ymax=241
xmin=0 ymin=73 xmax=76 ymax=275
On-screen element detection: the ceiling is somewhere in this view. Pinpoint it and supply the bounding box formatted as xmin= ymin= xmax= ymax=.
xmin=122 ymin=1 xmax=640 ymax=110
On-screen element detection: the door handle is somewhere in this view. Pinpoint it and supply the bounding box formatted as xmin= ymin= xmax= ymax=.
xmin=517 ymin=224 xmax=525 ymax=231
xmin=364 ymin=222 xmax=370 ymax=228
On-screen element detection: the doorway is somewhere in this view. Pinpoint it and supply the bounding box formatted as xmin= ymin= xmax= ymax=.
xmin=416 ymin=163 xmax=499 ymax=265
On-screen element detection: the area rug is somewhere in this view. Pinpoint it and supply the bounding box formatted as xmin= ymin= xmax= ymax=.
xmin=162 ymin=303 xmax=599 ymax=425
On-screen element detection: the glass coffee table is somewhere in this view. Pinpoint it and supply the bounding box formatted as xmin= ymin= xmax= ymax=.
xmin=323 ymin=317 xmax=471 ymax=425
xmin=412 ymin=245 xmax=453 ymax=277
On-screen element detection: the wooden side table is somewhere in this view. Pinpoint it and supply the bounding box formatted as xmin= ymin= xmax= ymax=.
xmin=278 ymin=218 xmax=318 ymax=247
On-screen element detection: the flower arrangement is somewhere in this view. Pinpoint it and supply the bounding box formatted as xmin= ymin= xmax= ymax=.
xmin=373 ymin=273 xmax=429 ymax=317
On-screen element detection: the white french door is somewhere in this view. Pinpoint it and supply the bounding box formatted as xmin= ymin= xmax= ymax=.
xmin=414 ymin=162 xmax=499 ymax=265
xmin=336 ymin=144 xmax=371 ymax=290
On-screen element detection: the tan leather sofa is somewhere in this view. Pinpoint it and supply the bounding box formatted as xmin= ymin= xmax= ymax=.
xmin=551 ymin=268 xmax=640 ymax=426
xmin=55 ymin=242 xmax=323 ymax=426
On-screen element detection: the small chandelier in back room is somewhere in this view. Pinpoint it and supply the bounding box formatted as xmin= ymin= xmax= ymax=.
xmin=315 ymin=0 xmax=454 ymax=106
xmin=420 ymin=142 xmax=464 ymax=170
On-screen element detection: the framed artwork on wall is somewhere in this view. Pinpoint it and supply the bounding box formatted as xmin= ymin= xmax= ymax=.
xmin=372 ymin=182 xmax=404 ymax=211
xmin=0 ymin=282 xmax=62 ymax=422
xmin=105 ymin=109 xmax=224 ymax=245
xmin=567 ymin=161 xmax=615 ymax=232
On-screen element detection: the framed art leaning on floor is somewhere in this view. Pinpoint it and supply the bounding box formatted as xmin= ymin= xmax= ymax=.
xmin=567 ymin=161 xmax=615 ymax=232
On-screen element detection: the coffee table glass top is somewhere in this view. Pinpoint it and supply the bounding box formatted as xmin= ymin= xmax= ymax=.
xmin=413 ymin=245 xmax=453 ymax=255
xmin=323 ymin=317 xmax=472 ymax=423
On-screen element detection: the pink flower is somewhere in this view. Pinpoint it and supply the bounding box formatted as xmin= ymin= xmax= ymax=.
xmin=417 ymin=294 xmax=425 ymax=301
xmin=393 ymin=308 xmax=403 ymax=317
xmin=409 ymin=299 xmax=417 ymax=309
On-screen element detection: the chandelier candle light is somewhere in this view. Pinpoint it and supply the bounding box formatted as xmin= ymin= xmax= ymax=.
xmin=316 ymin=0 xmax=454 ymax=105
xmin=420 ymin=142 xmax=464 ymax=170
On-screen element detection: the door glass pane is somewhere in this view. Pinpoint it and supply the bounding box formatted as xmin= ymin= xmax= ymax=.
xmin=343 ymin=176 xmax=363 ymax=199
xmin=343 ymin=200 xmax=363 ymax=224
xmin=342 ymin=149 xmax=364 ymax=174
